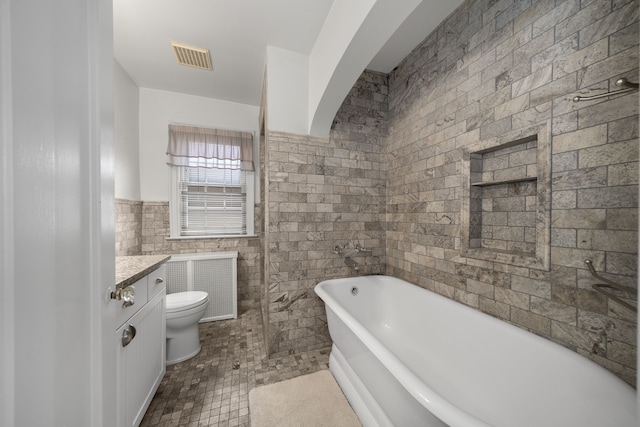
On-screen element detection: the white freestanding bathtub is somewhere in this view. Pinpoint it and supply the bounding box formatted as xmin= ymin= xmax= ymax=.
xmin=315 ymin=275 xmax=637 ymax=427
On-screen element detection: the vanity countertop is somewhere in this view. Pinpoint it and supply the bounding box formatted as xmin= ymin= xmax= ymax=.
xmin=116 ymin=255 xmax=171 ymax=289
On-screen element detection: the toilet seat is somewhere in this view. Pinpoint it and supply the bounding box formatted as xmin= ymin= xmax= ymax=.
xmin=166 ymin=291 xmax=208 ymax=313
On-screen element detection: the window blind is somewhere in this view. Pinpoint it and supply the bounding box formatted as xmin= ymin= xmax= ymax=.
xmin=178 ymin=165 xmax=248 ymax=236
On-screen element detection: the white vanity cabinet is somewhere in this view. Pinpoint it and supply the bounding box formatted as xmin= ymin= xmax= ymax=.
xmin=115 ymin=263 xmax=166 ymax=427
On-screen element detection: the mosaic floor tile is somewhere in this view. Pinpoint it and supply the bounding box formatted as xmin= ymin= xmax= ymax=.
xmin=141 ymin=308 xmax=330 ymax=427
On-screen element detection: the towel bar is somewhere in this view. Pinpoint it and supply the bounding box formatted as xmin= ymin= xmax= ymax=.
xmin=585 ymin=259 xmax=637 ymax=312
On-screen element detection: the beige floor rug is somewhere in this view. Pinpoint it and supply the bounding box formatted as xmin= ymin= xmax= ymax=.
xmin=249 ymin=370 xmax=362 ymax=427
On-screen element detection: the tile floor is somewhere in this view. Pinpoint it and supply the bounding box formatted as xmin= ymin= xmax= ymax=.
xmin=140 ymin=308 xmax=331 ymax=427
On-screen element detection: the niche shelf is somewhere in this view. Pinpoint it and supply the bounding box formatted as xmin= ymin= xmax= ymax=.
xmin=461 ymin=122 xmax=551 ymax=270
xmin=470 ymin=177 xmax=537 ymax=187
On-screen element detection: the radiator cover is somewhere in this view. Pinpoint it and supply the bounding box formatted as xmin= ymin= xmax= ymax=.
xmin=166 ymin=251 xmax=238 ymax=321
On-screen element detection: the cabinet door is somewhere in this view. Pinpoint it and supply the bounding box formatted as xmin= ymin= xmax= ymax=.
xmin=116 ymin=290 xmax=166 ymax=427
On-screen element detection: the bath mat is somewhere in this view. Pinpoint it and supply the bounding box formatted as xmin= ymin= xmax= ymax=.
xmin=249 ymin=370 xmax=361 ymax=427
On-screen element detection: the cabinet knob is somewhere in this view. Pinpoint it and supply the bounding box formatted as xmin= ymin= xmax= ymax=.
xmin=155 ymin=277 xmax=164 ymax=285
xmin=121 ymin=285 xmax=135 ymax=308
xmin=121 ymin=324 xmax=136 ymax=347
xmin=110 ymin=285 xmax=135 ymax=307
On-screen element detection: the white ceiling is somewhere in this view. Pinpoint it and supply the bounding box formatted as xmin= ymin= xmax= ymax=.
xmin=113 ymin=0 xmax=463 ymax=107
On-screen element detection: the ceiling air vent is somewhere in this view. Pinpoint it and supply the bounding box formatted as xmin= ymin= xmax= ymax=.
xmin=170 ymin=41 xmax=213 ymax=71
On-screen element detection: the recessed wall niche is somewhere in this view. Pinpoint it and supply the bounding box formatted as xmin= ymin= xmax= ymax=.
xmin=461 ymin=122 xmax=551 ymax=270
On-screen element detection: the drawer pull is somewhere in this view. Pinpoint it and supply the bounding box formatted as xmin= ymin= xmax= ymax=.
xmin=155 ymin=277 xmax=164 ymax=285
xmin=121 ymin=324 xmax=136 ymax=347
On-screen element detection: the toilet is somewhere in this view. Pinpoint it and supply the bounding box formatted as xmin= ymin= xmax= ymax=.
xmin=165 ymin=291 xmax=209 ymax=365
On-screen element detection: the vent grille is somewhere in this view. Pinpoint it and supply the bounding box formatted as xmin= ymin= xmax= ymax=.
xmin=165 ymin=252 xmax=237 ymax=322
xmin=170 ymin=41 xmax=213 ymax=71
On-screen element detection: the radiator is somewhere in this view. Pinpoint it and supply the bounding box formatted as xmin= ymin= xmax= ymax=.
xmin=166 ymin=251 xmax=238 ymax=322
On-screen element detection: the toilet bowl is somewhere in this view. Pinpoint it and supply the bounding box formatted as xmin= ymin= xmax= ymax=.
xmin=165 ymin=291 xmax=209 ymax=365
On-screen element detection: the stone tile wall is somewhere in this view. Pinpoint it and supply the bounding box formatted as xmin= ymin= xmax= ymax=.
xmin=140 ymin=201 xmax=262 ymax=311
xmin=259 ymin=129 xmax=269 ymax=352
xmin=264 ymin=71 xmax=388 ymax=357
xmin=386 ymin=0 xmax=638 ymax=384
xmin=115 ymin=199 xmax=143 ymax=256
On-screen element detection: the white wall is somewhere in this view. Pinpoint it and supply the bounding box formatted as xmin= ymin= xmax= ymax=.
xmin=114 ymin=60 xmax=140 ymax=200
xmin=308 ymin=0 xmax=375 ymax=129
xmin=308 ymin=0 xmax=422 ymax=137
xmin=265 ymin=46 xmax=309 ymax=135
xmin=263 ymin=0 xmax=421 ymax=138
xmin=139 ymin=88 xmax=260 ymax=201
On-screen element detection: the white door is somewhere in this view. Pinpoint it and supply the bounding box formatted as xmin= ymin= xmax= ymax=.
xmin=0 ymin=0 xmax=116 ymax=425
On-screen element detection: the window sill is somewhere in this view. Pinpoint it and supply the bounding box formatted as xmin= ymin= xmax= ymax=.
xmin=166 ymin=234 xmax=258 ymax=240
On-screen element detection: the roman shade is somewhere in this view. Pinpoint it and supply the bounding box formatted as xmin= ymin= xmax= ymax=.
xmin=166 ymin=124 xmax=254 ymax=171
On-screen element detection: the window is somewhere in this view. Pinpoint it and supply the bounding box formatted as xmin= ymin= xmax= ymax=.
xmin=167 ymin=125 xmax=255 ymax=238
